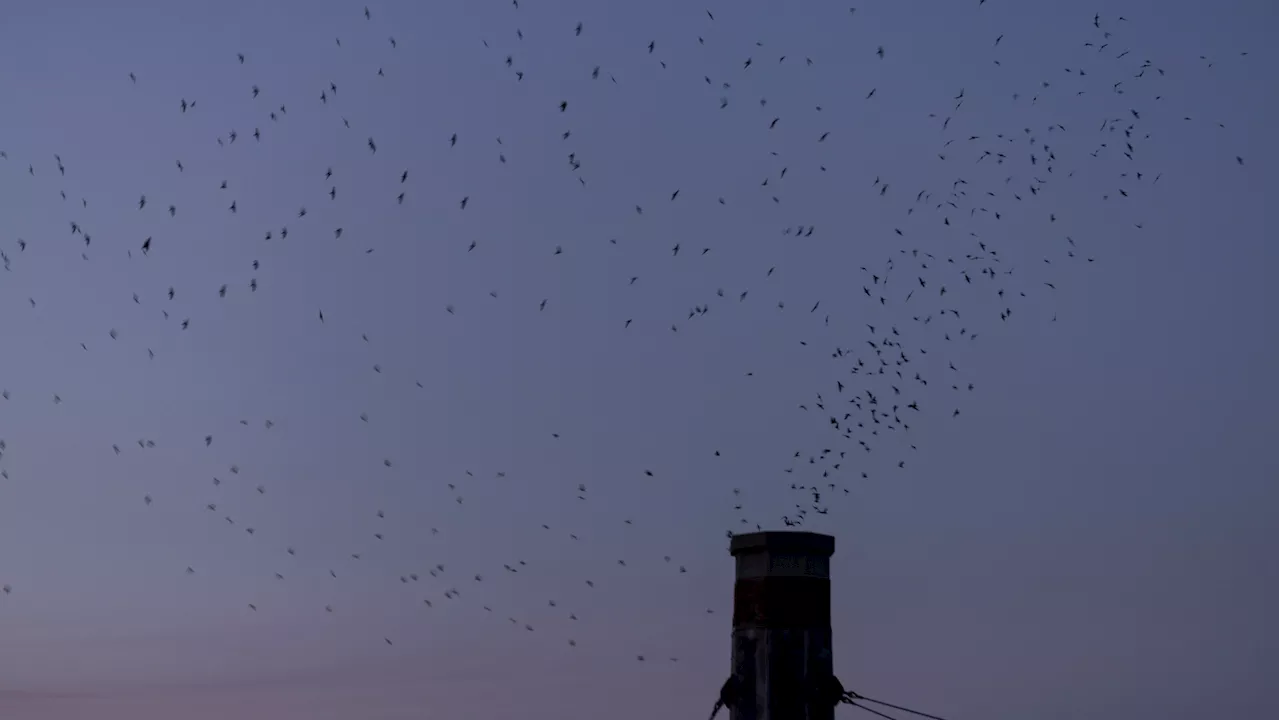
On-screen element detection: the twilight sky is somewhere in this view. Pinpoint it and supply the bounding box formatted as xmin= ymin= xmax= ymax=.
xmin=0 ymin=1 xmax=1274 ymax=719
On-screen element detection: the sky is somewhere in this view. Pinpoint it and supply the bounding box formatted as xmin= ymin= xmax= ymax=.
xmin=0 ymin=1 xmax=1274 ymax=719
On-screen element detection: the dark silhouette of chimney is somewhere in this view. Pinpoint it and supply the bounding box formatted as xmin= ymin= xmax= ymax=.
xmin=725 ymin=531 xmax=837 ymax=720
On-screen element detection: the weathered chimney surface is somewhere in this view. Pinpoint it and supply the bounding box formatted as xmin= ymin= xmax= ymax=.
xmin=728 ymin=531 xmax=836 ymax=720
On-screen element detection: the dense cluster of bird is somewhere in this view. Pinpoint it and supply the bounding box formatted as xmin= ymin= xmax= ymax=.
xmin=0 ymin=2 xmax=1247 ymax=671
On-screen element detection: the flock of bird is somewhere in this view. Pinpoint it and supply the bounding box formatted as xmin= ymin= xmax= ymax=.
xmin=0 ymin=0 xmax=1248 ymax=684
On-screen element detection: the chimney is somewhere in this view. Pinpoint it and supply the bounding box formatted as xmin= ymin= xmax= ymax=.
xmin=727 ymin=531 xmax=837 ymax=720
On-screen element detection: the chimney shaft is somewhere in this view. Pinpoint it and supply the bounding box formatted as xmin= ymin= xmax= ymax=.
xmin=728 ymin=531 xmax=836 ymax=720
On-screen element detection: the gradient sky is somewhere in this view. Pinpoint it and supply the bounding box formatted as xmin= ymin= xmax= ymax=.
xmin=0 ymin=1 xmax=1274 ymax=719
